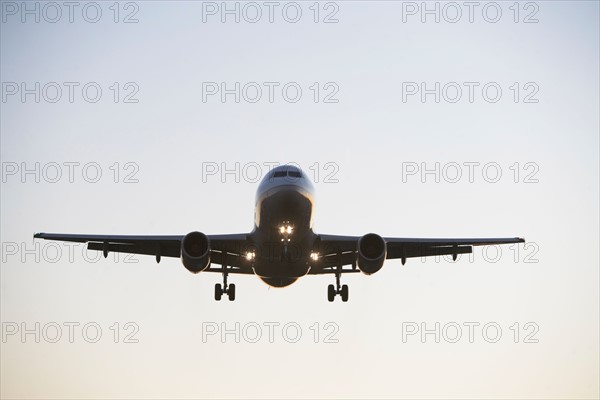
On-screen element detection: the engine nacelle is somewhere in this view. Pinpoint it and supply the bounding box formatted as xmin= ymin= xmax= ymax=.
xmin=356 ymin=233 xmax=387 ymax=275
xmin=181 ymin=231 xmax=210 ymax=273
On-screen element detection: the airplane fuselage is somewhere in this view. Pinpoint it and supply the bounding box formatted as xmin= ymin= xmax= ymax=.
xmin=251 ymin=165 xmax=317 ymax=287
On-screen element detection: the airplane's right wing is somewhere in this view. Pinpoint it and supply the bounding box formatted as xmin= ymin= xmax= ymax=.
xmin=34 ymin=232 xmax=255 ymax=273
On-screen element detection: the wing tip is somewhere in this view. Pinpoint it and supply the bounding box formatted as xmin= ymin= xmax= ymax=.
xmin=517 ymin=237 xmax=525 ymax=243
xmin=33 ymin=232 xmax=44 ymax=239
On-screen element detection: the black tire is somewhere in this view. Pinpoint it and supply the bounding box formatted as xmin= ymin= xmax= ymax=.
xmin=327 ymin=284 xmax=335 ymax=302
xmin=341 ymin=284 xmax=349 ymax=302
xmin=215 ymin=283 xmax=222 ymax=301
xmin=228 ymin=283 xmax=236 ymax=301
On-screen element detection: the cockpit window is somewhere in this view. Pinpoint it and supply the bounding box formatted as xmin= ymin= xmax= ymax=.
xmin=266 ymin=166 xmax=303 ymax=180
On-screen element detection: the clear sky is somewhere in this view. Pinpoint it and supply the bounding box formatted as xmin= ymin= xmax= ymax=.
xmin=1 ymin=1 xmax=598 ymax=398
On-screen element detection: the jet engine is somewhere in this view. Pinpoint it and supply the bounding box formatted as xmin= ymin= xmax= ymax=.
xmin=181 ymin=231 xmax=211 ymax=273
xmin=356 ymin=233 xmax=387 ymax=275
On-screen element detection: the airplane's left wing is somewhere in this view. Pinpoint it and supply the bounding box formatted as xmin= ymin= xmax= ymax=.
xmin=310 ymin=234 xmax=525 ymax=274
xmin=33 ymin=232 xmax=254 ymax=273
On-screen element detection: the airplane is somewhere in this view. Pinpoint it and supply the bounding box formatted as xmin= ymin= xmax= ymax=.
xmin=34 ymin=164 xmax=525 ymax=302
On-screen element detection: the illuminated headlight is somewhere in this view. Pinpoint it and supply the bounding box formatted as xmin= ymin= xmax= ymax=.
xmin=278 ymin=224 xmax=294 ymax=236
xmin=245 ymin=251 xmax=256 ymax=261
xmin=310 ymin=252 xmax=319 ymax=261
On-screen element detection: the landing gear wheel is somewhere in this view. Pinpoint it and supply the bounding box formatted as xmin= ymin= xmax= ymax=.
xmin=341 ymin=284 xmax=349 ymax=302
xmin=215 ymin=283 xmax=222 ymax=301
xmin=228 ymin=283 xmax=236 ymax=301
xmin=327 ymin=284 xmax=335 ymax=302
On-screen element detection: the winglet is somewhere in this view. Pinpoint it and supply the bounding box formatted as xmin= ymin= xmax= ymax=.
xmin=33 ymin=232 xmax=44 ymax=239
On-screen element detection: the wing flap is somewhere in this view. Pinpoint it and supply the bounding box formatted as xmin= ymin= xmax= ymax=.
xmin=384 ymin=237 xmax=525 ymax=247
xmin=386 ymin=244 xmax=472 ymax=259
xmin=87 ymin=242 xmax=180 ymax=258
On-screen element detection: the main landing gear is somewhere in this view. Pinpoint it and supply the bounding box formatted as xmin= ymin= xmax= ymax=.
xmin=327 ymin=271 xmax=349 ymax=302
xmin=215 ymin=271 xmax=236 ymax=301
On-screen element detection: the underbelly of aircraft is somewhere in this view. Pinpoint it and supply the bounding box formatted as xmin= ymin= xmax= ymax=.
xmin=253 ymin=259 xmax=310 ymax=287
xmin=258 ymin=276 xmax=299 ymax=288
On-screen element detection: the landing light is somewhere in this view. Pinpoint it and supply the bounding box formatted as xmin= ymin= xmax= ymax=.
xmin=278 ymin=224 xmax=293 ymax=236
xmin=310 ymin=252 xmax=319 ymax=261
xmin=245 ymin=251 xmax=256 ymax=261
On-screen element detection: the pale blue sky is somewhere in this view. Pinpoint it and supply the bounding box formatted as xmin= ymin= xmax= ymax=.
xmin=1 ymin=1 xmax=599 ymax=398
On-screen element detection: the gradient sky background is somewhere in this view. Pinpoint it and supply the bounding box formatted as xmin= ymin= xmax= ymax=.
xmin=1 ymin=1 xmax=599 ymax=398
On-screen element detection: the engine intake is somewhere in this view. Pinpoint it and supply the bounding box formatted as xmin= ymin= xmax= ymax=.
xmin=357 ymin=233 xmax=386 ymax=275
xmin=181 ymin=231 xmax=210 ymax=273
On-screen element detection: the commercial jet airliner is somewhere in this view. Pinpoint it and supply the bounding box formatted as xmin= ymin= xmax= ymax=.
xmin=34 ymin=165 xmax=525 ymax=302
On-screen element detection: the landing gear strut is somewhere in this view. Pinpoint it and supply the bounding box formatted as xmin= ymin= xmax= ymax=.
xmin=215 ymin=271 xmax=236 ymax=301
xmin=327 ymin=270 xmax=349 ymax=302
